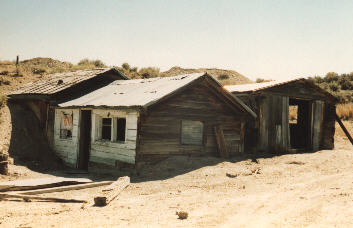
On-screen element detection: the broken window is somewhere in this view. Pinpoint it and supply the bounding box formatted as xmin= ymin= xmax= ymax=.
xmin=289 ymin=105 xmax=298 ymax=124
xmin=116 ymin=118 xmax=126 ymax=141
xmin=60 ymin=112 xmax=73 ymax=139
xmin=101 ymin=118 xmax=112 ymax=140
xmin=181 ymin=120 xmax=204 ymax=145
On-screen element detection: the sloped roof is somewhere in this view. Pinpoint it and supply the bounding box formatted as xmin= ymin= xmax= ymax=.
xmin=9 ymin=68 xmax=128 ymax=95
xmin=59 ymin=73 xmax=257 ymax=117
xmin=225 ymin=77 xmax=338 ymax=102
xmin=224 ymin=78 xmax=305 ymax=93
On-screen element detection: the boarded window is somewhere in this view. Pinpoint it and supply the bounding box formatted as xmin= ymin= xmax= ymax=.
xmin=181 ymin=120 xmax=203 ymax=145
xmin=116 ymin=118 xmax=126 ymax=141
xmin=60 ymin=113 xmax=73 ymax=139
xmin=102 ymin=118 xmax=112 ymax=140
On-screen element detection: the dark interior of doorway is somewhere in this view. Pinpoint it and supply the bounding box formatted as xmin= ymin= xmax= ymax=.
xmin=289 ymin=98 xmax=311 ymax=149
xmin=78 ymin=110 xmax=91 ymax=169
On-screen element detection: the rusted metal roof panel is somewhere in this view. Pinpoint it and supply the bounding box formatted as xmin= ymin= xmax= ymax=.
xmin=59 ymin=73 xmax=205 ymax=108
xmin=9 ymin=68 xmax=123 ymax=95
xmin=224 ymin=78 xmax=305 ymax=93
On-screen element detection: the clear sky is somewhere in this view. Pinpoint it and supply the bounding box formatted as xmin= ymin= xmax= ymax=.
xmin=1 ymin=0 xmax=353 ymax=80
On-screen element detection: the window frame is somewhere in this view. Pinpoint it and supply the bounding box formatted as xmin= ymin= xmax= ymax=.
xmin=95 ymin=115 xmax=127 ymax=143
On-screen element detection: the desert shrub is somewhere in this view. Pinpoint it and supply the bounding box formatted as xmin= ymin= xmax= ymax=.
xmin=340 ymin=80 xmax=353 ymax=90
xmin=130 ymin=67 xmax=138 ymax=72
xmin=78 ymin=59 xmax=90 ymax=66
xmin=0 ymin=70 xmax=9 ymax=75
xmin=122 ymin=63 xmax=130 ymax=71
xmin=324 ymin=72 xmax=339 ymax=83
xmin=0 ymin=78 xmax=10 ymax=86
xmin=77 ymin=59 xmax=106 ymax=68
xmin=218 ymin=74 xmax=229 ymax=80
xmin=256 ymin=78 xmax=270 ymax=83
xmin=93 ymin=60 xmax=105 ymax=68
xmin=337 ymin=103 xmax=353 ymax=120
xmin=32 ymin=67 xmax=46 ymax=74
xmin=139 ymin=67 xmax=160 ymax=78
xmin=328 ymin=82 xmax=339 ymax=92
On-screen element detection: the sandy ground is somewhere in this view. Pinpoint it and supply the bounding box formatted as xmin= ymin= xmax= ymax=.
xmin=0 ymin=121 xmax=352 ymax=228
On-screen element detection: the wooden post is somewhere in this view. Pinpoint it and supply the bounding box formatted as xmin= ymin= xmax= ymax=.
xmin=214 ymin=125 xmax=229 ymax=158
xmin=335 ymin=114 xmax=353 ymax=146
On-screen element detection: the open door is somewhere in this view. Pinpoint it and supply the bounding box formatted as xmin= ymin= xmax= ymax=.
xmin=78 ymin=110 xmax=91 ymax=169
xmin=289 ymin=99 xmax=311 ymax=150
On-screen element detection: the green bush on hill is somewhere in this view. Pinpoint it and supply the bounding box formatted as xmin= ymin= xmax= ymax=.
xmin=308 ymin=72 xmax=353 ymax=103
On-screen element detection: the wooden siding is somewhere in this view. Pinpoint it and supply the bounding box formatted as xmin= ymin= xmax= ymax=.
xmin=257 ymin=95 xmax=289 ymax=153
xmin=263 ymin=81 xmax=331 ymax=101
xmin=53 ymin=108 xmax=79 ymax=167
xmin=89 ymin=110 xmax=138 ymax=165
xmin=138 ymin=81 xmax=246 ymax=159
xmin=312 ymin=100 xmax=324 ymax=151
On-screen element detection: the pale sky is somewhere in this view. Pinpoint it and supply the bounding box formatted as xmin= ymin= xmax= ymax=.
xmin=1 ymin=0 xmax=353 ymax=80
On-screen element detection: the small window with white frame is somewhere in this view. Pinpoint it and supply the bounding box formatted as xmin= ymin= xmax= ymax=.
xmin=60 ymin=112 xmax=73 ymax=139
xmin=97 ymin=116 xmax=127 ymax=143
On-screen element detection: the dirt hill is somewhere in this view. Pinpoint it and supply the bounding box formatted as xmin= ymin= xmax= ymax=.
xmin=0 ymin=58 xmax=252 ymax=95
xmin=161 ymin=66 xmax=252 ymax=85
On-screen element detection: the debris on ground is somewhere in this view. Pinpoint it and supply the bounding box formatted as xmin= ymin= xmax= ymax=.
xmin=176 ymin=211 xmax=188 ymax=220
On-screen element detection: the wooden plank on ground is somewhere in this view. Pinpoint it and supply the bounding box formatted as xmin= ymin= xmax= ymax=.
xmin=94 ymin=176 xmax=130 ymax=206
xmin=0 ymin=193 xmax=87 ymax=203
xmin=17 ymin=181 xmax=113 ymax=195
xmin=335 ymin=114 xmax=353 ymax=146
xmin=0 ymin=177 xmax=92 ymax=192
xmin=214 ymin=125 xmax=229 ymax=158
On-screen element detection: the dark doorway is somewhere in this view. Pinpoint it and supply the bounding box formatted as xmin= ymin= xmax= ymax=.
xmin=289 ymin=99 xmax=311 ymax=149
xmin=78 ymin=110 xmax=91 ymax=169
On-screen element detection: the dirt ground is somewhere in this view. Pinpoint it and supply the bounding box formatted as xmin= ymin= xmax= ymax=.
xmin=0 ymin=121 xmax=352 ymax=228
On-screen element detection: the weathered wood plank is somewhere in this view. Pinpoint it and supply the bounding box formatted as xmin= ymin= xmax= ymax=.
xmin=214 ymin=125 xmax=229 ymax=158
xmin=94 ymin=176 xmax=130 ymax=206
xmin=18 ymin=181 xmax=113 ymax=195
xmin=0 ymin=193 xmax=87 ymax=203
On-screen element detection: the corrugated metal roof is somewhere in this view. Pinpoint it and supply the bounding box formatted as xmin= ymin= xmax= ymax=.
xmin=10 ymin=68 xmax=125 ymax=95
xmin=224 ymin=78 xmax=305 ymax=93
xmin=59 ymin=73 xmax=205 ymax=108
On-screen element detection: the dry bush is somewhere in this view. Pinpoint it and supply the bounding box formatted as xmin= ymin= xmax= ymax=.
xmin=337 ymin=103 xmax=353 ymax=120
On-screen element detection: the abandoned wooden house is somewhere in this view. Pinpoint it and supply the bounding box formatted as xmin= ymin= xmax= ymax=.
xmin=55 ymin=73 xmax=256 ymax=168
xmin=8 ymin=68 xmax=129 ymax=148
xmin=224 ymin=78 xmax=338 ymax=153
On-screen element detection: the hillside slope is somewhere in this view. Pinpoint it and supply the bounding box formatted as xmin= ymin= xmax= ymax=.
xmin=161 ymin=66 xmax=252 ymax=85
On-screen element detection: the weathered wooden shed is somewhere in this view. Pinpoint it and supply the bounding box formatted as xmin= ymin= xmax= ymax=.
xmin=225 ymin=78 xmax=338 ymax=153
xmin=7 ymin=68 xmax=128 ymax=148
xmin=55 ymin=73 xmax=256 ymax=168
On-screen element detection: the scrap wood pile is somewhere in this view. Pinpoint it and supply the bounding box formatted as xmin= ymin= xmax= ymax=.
xmin=0 ymin=176 xmax=130 ymax=205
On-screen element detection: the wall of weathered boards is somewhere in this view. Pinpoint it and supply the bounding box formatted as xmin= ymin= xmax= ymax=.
xmin=232 ymin=80 xmax=336 ymax=153
xmin=53 ymin=76 xmax=251 ymax=167
xmin=137 ymin=81 xmax=247 ymax=162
